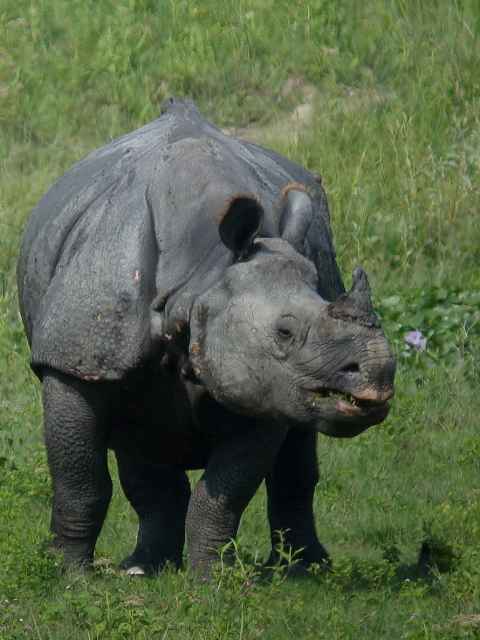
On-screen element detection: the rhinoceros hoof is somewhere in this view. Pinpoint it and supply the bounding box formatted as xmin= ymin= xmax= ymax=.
xmin=125 ymin=565 xmax=147 ymax=576
xmin=119 ymin=554 xmax=159 ymax=577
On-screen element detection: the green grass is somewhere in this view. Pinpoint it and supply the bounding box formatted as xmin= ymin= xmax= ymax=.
xmin=1 ymin=0 xmax=480 ymax=638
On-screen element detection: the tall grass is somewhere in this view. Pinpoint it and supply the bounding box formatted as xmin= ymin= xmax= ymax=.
xmin=1 ymin=1 xmax=480 ymax=638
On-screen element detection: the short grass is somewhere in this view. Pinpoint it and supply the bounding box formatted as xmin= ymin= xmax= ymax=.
xmin=1 ymin=1 xmax=480 ymax=638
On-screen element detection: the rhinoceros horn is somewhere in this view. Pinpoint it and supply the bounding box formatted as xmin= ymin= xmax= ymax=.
xmin=327 ymin=267 xmax=380 ymax=328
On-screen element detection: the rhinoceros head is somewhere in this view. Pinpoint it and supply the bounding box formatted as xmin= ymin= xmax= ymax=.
xmin=188 ymin=189 xmax=395 ymax=437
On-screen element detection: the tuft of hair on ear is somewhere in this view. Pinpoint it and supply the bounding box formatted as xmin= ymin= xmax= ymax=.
xmin=280 ymin=181 xmax=310 ymax=199
xmin=218 ymin=194 xmax=264 ymax=260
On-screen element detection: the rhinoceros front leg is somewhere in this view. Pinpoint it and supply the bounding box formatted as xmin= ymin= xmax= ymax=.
xmin=266 ymin=429 xmax=330 ymax=572
xmin=42 ymin=370 xmax=113 ymax=567
xmin=115 ymin=451 xmax=191 ymax=574
xmin=186 ymin=422 xmax=288 ymax=575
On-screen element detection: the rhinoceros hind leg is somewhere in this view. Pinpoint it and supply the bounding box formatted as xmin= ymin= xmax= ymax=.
xmin=42 ymin=370 xmax=113 ymax=567
xmin=266 ymin=430 xmax=330 ymax=572
xmin=115 ymin=451 xmax=191 ymax=574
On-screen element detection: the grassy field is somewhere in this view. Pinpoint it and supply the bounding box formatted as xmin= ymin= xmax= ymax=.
xmin=1 ymin=1 xmax=480 ymax=638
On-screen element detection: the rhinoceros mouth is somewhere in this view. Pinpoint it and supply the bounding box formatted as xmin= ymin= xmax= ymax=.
xmin=306 ymin=388 xmax=391 ymax=419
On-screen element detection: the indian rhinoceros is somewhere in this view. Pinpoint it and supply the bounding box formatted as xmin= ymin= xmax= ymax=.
xmin=17 ymin=98 xmax=395 ymax=576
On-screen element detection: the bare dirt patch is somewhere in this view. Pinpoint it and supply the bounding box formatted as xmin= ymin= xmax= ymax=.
xmin=223 ymin=77 xmax=395 ymax=145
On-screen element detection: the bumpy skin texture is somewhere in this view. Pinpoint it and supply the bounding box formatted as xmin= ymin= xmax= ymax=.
xmin=266 ymin=430 xmax=329 ymax=570
xmin=42 ymin=371 xmax=113 ymax=565
xmin=17 ymin=99 xmax=341 ymax=382
xmin=115 ymin=450 xmax=191 ymax=572
xmin=18 ymin=99 xmax=395 ymax=575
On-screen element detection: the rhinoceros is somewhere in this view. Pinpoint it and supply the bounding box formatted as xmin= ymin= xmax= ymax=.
xmin=17 ymin=98 xmax=395 ymax=576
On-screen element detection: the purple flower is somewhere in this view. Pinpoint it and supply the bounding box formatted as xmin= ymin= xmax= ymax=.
xmin=404 ymin=330 xmax=427 ymax=352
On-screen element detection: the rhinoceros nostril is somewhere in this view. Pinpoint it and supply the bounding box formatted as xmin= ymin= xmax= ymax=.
xmin=340 ymin=362 xmax=360 ymax=374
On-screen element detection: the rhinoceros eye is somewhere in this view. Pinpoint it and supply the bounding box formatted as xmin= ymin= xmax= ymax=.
xmin=275 ymin=315 xmax=297 ymax=341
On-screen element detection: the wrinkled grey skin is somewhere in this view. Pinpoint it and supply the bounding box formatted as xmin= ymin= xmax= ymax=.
xmin=17 ymin=98 xmax=395 ymax=576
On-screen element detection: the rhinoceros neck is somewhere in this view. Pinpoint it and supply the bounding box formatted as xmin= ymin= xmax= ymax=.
xmin=154 ymin=246 xmax=233 ymax=338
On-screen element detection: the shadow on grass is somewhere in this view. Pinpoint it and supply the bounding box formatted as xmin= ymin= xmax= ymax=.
xmin=31 ymin=533 xmax=459 ymax=600
xmin=245 ymin=536 xmax=459 ymax=595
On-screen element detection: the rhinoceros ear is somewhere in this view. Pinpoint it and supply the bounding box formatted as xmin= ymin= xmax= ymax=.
xmin=279 ymin=184 xmax=313 ymax=252
xmin=218 ymin=195 xmax=264 ymax=259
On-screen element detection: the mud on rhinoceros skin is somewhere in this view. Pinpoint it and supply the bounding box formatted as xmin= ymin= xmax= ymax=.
xmin=17 ymin=98 xmax=395 ymax=576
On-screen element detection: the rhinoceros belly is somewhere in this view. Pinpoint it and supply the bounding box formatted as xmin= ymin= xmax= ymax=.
xmin=109 ymin=369 xmax=213 ymax=469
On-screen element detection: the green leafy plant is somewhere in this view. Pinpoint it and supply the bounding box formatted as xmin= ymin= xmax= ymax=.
xmin=378 ymin=286 xmax=480 ymax=367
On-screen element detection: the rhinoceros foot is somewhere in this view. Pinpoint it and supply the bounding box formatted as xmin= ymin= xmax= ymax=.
xmin=120 ymin=553 xmax=159 ymax=576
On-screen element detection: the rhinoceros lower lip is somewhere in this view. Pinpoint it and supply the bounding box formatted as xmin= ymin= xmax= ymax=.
xmin=308 ymin=389 xmax=390 ymax=416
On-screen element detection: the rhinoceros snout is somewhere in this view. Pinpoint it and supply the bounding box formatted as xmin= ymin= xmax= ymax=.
xmin=334 ymin=344 xmax=395 ymax=404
